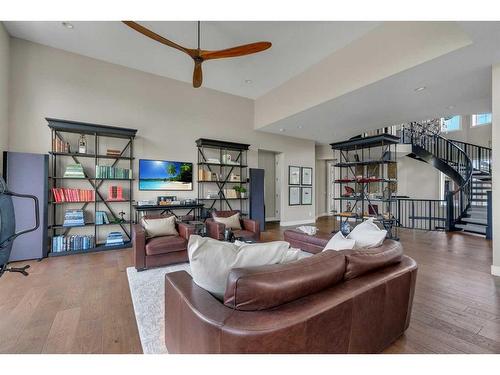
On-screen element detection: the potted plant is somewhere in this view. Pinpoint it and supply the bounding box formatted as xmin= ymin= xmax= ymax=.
xmin=233 ymin=186 xmax=247 ymax=198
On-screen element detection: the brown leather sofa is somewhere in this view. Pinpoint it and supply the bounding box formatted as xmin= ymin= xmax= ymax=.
xmin=132 ymin=214 xmax=195 ymax=271
xmin=205 ymin=210 xmax=260 ymax=241
xmin=284 ymin=228 xmax=334 ymax=254
xmin=164 ymin=239 xmax=417 ymax=353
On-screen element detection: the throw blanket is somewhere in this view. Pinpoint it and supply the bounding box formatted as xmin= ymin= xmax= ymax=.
xmin=297 ymin=225 xmax=318 ymax=236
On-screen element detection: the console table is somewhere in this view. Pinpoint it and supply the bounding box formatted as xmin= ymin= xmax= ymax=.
xmin=133 ymin=203 xmax=205 ymax=223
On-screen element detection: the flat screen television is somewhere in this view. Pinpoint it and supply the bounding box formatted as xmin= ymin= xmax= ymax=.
xmin=139 ymin=159 xmax=193 ymax=191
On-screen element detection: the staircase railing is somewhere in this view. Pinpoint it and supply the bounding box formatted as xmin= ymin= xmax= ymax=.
xmin=449 ymin=139 xmax=491 ymax=175
xmin=399 ymin=123 xmax=473 ymax=231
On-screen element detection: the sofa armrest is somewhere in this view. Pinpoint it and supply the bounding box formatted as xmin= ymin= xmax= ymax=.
xmin=178 ymin=222 xmax=196 ymax=240
xmin=205 ymin=218 xmax=225 ymax=240
xmin=132 ymin=224 xmax=146 ymax=270
xmin=242 ymin=218 xmax=260 ymax=239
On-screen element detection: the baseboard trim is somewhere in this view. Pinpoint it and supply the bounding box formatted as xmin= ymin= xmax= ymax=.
xmin=280 ymin=219 xmax=315 ymax=227
xmin=265 ymin=217 xmax=279 ymax=222
xmin=491 ymin=265 xmax=500 ymax=276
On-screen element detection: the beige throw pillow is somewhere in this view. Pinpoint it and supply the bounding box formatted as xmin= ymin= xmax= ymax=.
xmin=188 ymin=235 xmax=301 ymax=299
xmin=141 ymin=216 xmax=178 ymax=238
xmin=213 ymin=213 xmax=242 ymax=230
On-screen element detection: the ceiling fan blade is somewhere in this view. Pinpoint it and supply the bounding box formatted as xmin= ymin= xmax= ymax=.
xmin=193 ymin=60 xmax=203 ymax=88
xmin=200 ymin=42 xmax=272 ymax=60
xmin=123 ymin=21 xmax=195 ymax=57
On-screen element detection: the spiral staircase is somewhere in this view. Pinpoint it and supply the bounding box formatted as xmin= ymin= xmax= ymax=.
xmin=397 ymin=123 xmax=492 ymax=238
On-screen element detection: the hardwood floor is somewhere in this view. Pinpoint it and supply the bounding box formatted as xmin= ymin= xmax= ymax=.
xmin=0 ymin=216 xmax=498 ymax=354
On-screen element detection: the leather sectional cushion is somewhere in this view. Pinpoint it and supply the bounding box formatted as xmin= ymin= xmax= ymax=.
xmin=145 ymin=235 xmax=187 ymax=256
xmin=341 ymin=240 xmax=403 ymax=280
xmin=224 ymin=251 xmax=346 ymax=311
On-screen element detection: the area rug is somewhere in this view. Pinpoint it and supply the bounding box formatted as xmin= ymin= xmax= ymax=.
xmin=126 ymin=263 xmax=191 ymax=354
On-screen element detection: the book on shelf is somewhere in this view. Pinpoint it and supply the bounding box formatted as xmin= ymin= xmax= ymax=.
xmin=105 ymin=231 xmax=124 ymax=246
xmin=95 ymin=211 xmax=110 ymax=225
xmin=51 ymin=188 xmax=95 ymax=202
xmin=107 ymin=185 xmax=124 ymax=201
xmin=106 ymin=149 xmax=122 ymax=157
xmin=63 ymin=209 xmax=85 ymax=227
xmin=52 ymin=235 xmax=95 ymax=252
xmin=95 ymin=165 xmax=132 ymax=179
xmin=52 ymin=138 xmax=70 ymax=153
xmin=63 ymin=163 xmax=86 ymax=178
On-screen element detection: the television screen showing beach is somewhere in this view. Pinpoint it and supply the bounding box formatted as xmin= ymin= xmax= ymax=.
xmin=139 ymin=159 xmax=193 ymax=190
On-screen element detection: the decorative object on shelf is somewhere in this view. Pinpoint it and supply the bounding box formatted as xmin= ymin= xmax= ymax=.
xmin=137 ymin=199 xmax=156 ymax=206
xmin=78 ymin=134 xmax=88 ymax=154
xmin=224 ymin=188 xmax=238 ymax=199
xmin=289 ymin=186 xmax=300 ymax=206
xmin=105 ymin=231 xmax=124 ymax=246
xmin=63 ymin=163 xmax=85 ymax=178
xmin=229 ymin=173 xmax=241 ymax=182
xmin=342 ymin=186 xmax=355 ymax=197
xmin=301 ymin=187 xmax=312 ymax=205
xmin=206 ymin=191 xmax=220 ymax=199
xmin=340 ymin=221 xmax=351 ymax=236
xmin=383 ymin=186 xmax=392 ymax=201
xmin=346 ymin=201 xmax=352 ymax=212
xmin=301 ymin=167 xmax=313 ymax=186
xmin=62 ymin=209 xmax=85 ymax=227
xmin=288 ymin=166 xmax=300 ymax=185
xmin=139 ymin=159 xmax=193 ymax=191
xmin=233 ymin=186 xmax=247 ymax=199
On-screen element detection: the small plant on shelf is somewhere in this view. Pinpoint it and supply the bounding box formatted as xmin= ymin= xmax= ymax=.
xmin=233 ymin=186 xmax=247 ymax=198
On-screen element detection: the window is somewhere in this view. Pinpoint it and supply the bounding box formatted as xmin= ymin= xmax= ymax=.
xmin=472 ymin=113 xmax=492 ymax=127
xmin=440 ymin=115 xmax=461 ymax=132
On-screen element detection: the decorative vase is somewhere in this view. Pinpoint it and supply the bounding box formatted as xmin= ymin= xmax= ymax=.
xmin=78 ymin=134 xmax=87 ymax=154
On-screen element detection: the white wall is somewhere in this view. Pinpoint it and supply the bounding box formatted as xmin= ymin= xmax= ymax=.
xmin=7 ymin=38 xmax=316 ymax=225
xmin=397 ymin=155 xmax=441 ymax=200
xmin=0 ymin=23 xmax=9 ymax=174
xmin=315 ymin=158 xmax=327 ymax=217
xmin=491 ymin=65 xmax=499 ymax=277
xmin=444 ymin=115 xmax=492 ymax=148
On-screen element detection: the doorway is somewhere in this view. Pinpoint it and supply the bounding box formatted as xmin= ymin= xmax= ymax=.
xmin=326 ymin=159 xmax=339 ymax=215
xmin=258 ymin=150 xmax=281 ymax=223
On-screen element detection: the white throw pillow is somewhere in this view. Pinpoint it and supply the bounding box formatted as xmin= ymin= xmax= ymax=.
xmin=347 ymin=218 xmax=387 ymax=249
xmin=297 ymin=225 xmax=318 ymax=236
xmin=213 ymin=213 xmax=242 ymax=230
xmin=141 ymin=216 xmax=178 ymax=238
xmin=188 ymin=235 xmax=300 ymax=299
xmin=322 ymin=231 xmax=356 ymax=251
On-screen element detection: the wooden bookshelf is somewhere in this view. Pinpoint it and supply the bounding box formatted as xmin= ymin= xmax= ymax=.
xmin=47 ymin=118 xmax=137 ymax=256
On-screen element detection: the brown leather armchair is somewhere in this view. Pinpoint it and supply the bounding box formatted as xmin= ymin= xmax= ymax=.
xmin=165 ymin=240 xmax=417 ymax=353
xmin=132 ymin=214 xmax=195 ymax=271
xmin=205 ymin=210 xmax=260 ymax=241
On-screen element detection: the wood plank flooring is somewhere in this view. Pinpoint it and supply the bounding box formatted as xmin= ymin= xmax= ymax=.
xmin=0 ymin=216 xmax=498 ymax=354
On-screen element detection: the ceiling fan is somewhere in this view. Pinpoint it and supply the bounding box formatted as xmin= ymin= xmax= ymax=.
xmin=123 ymin=21 xmax=272 ymax=88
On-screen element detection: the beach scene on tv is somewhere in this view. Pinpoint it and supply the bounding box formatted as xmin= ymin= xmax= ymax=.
xmin=139 ymin=160 xmax=193 ymax=190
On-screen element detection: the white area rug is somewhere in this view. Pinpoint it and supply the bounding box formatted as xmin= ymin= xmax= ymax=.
xmin=126 ymin=263 xmax=191 ymax=354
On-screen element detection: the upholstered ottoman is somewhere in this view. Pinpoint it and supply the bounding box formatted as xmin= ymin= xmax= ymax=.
xmin=283 ymin=229 xmax=333 ymax=254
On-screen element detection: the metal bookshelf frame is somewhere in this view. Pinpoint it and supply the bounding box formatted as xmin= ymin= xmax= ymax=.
xmin=47 ymin=118 xmax=137 ymax=256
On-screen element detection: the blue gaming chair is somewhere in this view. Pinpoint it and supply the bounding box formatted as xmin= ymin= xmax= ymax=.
xmin=0 ymin=176 xmax=39 ymax=278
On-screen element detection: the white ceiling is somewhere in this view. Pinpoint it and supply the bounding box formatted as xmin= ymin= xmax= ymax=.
xmin=3 ymin=21 xmax=380 ymax=99
xmin=259 ymin=22 xmax=500 ymax=143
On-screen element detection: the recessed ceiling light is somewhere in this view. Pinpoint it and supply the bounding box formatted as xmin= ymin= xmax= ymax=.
xmin=244 ymin=79 xmax=253 ymax=84
xmin=297 ymin=125 xmax=303 ymax=129
xmin=279 ymin=128 xmax=285 ymax=132
xmin=447 ymin=105 xmax=455 ymax=110
xmin=62 ymin=22 xmax=74 ymax=29
xmin=414 ymin=86 xmax=426 ymax=92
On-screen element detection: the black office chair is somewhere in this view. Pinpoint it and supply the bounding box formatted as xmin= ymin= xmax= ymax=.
xmin=0 ymin=176 xmax=39 ymax=278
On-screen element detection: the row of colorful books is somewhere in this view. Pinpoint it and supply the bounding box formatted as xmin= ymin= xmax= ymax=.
xmin=52 ymin=235 xmax=96 ymax=252
xmin=52 ymin=188 xmax=95 ymax=202
xmin=63 ymin=209 xmax=85 ymax=227
xmin=95 ymin=166 xmax=132 ymax=179
xmin=106 ymin=232 xmax=124 ymax=246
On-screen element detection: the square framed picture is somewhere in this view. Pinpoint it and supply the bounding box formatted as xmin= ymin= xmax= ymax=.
xmin=289 ymin=186 xmax=301 ymax=206
xmin=301 ymin=167 xmax=313 ymax=186
xmin=301 ymin=187 xmax=312 ymax=205
xmin=289 ymin=166 xmax=301 ymax=185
